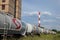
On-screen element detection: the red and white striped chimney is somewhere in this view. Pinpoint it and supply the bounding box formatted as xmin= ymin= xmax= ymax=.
xmin=38 ymin=12 xmax=40 ymax=27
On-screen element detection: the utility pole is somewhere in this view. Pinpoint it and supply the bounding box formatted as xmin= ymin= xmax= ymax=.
xmin=14 ymin=0 xmax=16 ymax=18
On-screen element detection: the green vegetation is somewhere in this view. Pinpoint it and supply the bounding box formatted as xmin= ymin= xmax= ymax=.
xmin=1 ymin=34 xmax=60 ymax=40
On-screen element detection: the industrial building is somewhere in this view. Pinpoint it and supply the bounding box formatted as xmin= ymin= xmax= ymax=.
xmin=0 ymin=0 xmax=21 ymax=19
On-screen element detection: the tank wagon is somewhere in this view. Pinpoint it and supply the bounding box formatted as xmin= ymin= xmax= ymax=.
xmin=25 ymin=23 xmax=33 ymax=35
xmin=0 ymin=12 xmax=27 ymax=36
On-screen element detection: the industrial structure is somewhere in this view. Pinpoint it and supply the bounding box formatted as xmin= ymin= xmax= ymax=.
xmin=0 ymin=0 xmax=21 ymax=19
xmin=38 ymin=12 xmax=40 ymax=27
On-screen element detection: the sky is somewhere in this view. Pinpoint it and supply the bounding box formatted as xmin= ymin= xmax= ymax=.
xmin=22 ymin=0 xmax=60 ymax=31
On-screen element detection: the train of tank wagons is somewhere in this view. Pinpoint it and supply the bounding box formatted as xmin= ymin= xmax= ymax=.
xmin=0 ymin=11 xmax=56 ymax=37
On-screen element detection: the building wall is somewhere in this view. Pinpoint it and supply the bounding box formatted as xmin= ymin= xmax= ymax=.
xmin=0 ymin=0 xmax=9 ymax=4
xmin=0 ymin=0 xmax=9 ymax=14
xmin=8 ymin=0 xmax=15 ymax=15
xmin=0 ymin=0 xmax=15 ymax=17
xmin=0 ymin=0 xmax=21 ymax=19
xmin=16 ymin=0 xmax=21 ymax=19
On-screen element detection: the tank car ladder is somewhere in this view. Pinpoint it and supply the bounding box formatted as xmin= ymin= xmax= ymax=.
xmin=3 ymin=14 xmax=8 ymax=40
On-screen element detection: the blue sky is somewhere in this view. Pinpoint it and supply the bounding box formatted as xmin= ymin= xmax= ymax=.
xmin=22 ymin=0 xmax=60 ymax=30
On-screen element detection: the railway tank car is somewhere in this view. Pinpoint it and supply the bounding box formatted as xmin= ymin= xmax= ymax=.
xmin=32 ymin=25 xmax=41 ymax=36
xmin=26 ymin=23 xmax=33 ymax=35
xmin=0 ymin=12 xmax=27 ymax=36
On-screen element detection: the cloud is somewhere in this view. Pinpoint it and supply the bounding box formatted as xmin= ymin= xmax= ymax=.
xmin=43 ymin=19 xmax=56 ymax=22
xmin=41 ymin=11 xmax=52 ymax=16
xmin=22 ymin=11 xmax=38 ymax=16
xmin=22 ymin=11 xmax=52 ymax=17
xmin=56 ymin=16 xmax=60 ymax=19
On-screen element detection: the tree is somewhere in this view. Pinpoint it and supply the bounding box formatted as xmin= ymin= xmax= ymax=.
xmin=52 ymin=29 xmax=57 ymax=32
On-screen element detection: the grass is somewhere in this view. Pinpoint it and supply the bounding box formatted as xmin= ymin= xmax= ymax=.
xmin=1 ymin=34 xmax=60 ymax=40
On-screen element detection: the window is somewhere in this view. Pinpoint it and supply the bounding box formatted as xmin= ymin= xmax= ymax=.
xmin=2 ymin=0 xmax=5 ymax=2
xmin=2 ymin=4 xmax=5 ymax=10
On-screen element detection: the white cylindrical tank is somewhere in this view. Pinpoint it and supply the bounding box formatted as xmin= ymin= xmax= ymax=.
xmin=0 ymin=12 xmax=28 ymax=37
xmin=38 ymin=28 xmax=44 ymax=33
xmin=19 ymin=21 xmax=27 ymax=36
xmin=32 ymin=26 xmax=41 ymax=35
xmin=26 ymin=23 xmax=33 ymax=33
xmin=0 ymin=12 xmax=22 ymax=34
